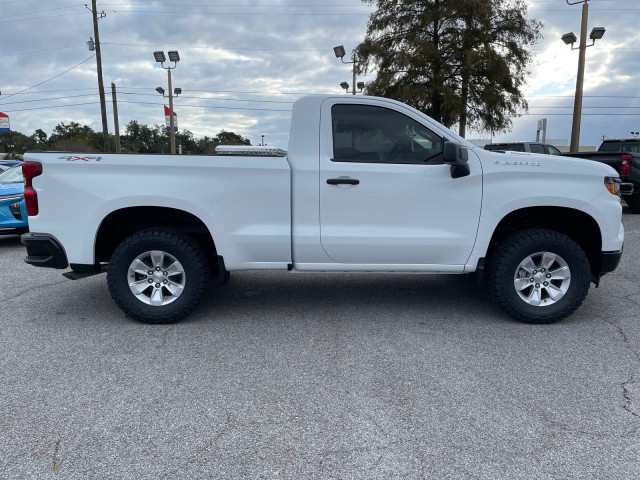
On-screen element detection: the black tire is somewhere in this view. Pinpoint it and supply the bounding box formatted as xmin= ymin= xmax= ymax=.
xmin=488 ymin=229 xmax=591 ymax=324
xmin=107 ymin=228 xmax=209 ymax=324
xmin=625 ymin=194 xmax=640 ymax=214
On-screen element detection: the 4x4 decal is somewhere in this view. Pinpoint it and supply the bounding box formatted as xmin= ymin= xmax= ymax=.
xmin=58 ymin=156 xmax=103 ymax=162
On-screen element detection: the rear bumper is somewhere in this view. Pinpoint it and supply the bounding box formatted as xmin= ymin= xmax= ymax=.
xmin=21 ymin=232 xmax=69 ymax=269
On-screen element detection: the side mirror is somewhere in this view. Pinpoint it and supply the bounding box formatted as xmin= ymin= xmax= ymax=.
xmin=443 ymin=142 xmax=470 ymax=178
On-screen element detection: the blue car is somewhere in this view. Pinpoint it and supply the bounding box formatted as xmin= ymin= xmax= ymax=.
xmin=0 ymin=165 xmax=28 ymax=234
xmin=0 ymin=160 xmax=21 ymax=173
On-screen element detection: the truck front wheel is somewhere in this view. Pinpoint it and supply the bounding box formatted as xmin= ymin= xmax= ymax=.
xmin=488 ymin=229 xmax=591 ymax=324
xmin=107 ymin=228 xmax=209 ymax=324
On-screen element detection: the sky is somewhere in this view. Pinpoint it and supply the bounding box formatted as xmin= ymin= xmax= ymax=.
xmin=0 ymin=0 xmax=639 ymax=150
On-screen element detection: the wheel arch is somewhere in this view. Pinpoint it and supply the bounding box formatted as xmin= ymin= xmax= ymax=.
xmin=95 ymin=206 xmax=219 ymax=272
xmin=485 ymin=206 xmax=603 ymax=277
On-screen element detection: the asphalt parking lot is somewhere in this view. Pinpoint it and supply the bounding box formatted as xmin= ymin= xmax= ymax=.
xmin=1 ymin=210 xmax=639 ymax=479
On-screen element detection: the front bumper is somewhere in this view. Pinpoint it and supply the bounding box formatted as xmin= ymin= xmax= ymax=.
xmin=599 ymin=250 xmax=623 ymax=276
xmin=594 ymin=249 xmax=623 ymax=286
xmin=21 ymin=232 xmax=69 ymax=269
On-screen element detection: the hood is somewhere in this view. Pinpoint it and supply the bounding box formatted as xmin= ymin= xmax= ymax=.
xmin=0 ymin=181 xmax=24 ymax=197
xmin=480 ymin=149 xmax=618 ymax=177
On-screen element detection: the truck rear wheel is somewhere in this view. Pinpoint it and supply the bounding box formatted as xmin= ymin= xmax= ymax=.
xmin=488 ymin=229 xmax=591 ymax=324
xmin=107 ymin=228 xmax=209 ymax=324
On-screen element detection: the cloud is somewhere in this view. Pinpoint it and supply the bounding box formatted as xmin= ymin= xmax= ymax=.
xmin=1 ymin=0 xmax=638 ymax=149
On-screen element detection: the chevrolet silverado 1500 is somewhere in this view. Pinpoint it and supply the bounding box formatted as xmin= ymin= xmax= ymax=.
xmin=21 ymin=95 xmax=625 ymax=324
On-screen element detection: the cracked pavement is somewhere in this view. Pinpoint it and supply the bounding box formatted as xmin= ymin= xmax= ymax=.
xmin=1 ymin=209 xmax=639 ymax=479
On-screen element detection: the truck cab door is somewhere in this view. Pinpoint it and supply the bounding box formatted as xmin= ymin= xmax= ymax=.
xmin=319 ymin=100 xmax=482 ymax=269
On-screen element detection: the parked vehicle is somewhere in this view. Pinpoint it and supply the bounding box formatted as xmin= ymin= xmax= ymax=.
xmin=21 ymin=95 xmax=624 ymax=325
xmin=561 ymin=139 xmax=640 ymax=213
xmin=0 ymin=165 xmax=28 ymax=234
xmin=0 ymin=160 xmax=21 ymax=173
xmin=484 ymin=142 xmax=563 ymax=155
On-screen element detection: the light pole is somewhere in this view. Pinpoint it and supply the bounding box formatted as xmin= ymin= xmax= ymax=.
xmin=153 ymin=50 xmax=181 ymax=154
xmin=562 ymin=0 xmax=605 ymax=152
xmin=334 ymin=45 xmax=359 ymax=95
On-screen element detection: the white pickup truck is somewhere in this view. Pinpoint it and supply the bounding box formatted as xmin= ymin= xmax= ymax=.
xmin=21 ymin=95 xmax=624 ymax=324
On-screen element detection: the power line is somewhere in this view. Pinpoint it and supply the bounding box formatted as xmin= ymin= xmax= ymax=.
xmin=1 ymin=101 xmax=101 ymax=112
xmin=0 ymin=55 xmax=95 ymax=103
xmin=111 ymin=10 xmax=368 ymax=15
xmin=0 ymin=88 xmax=100 ymax=95
xmin=102 ymin=42 xmax=333 ymax=52
xmin=99 ymin=2 xmax=368 ymax=7
xmin=118 ymin=87 xmax=324 ymax=96
xmin=118 ymin=92 xmax=294 ymax=104
xmin=0 ymin=45 xmax=86 ymax=58
xmin=117 ymin=100 xmax=292 ymax=112
xmin=0 ymin=12 xmax=86 ymax=24
xmin=0 ymin=100 xmax=291 ymax=113
xmin=1 ymin=4 xmax=83 ymax=18
xmin=0 ymin=93 xmax=103 ymax=106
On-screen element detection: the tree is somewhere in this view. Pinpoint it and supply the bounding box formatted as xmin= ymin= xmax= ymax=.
xmin=120 ymin=120 xmax=167 ymax=153
xmin=0 ymin=131 xmax=37 ymax=157
xmin=194 ymin=131 xmax=251 ymax=154
xmin=120 ymin=121 xmax=251 ymax=154
xmin=214 ymin=130 xmax=251 ymax=146
xmin=48 ymin=122 xmax=102 ymax=151
xmin=355 ymin=0 xmax=542 ymax=136
xmin=1 ymin=122 xmax=252 ymax=156
xmin=31 ymin=129 xmax=48 ymax=149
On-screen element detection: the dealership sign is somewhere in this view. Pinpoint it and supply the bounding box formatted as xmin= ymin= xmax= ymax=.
xmin=164 ymin=105 xmax=177 ymax=133
xmin=0 ymin=112 xmax=9 ymax=133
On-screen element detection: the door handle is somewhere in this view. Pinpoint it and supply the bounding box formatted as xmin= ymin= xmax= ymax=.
xmin=327 ymin=178 xmax=360 ymax=185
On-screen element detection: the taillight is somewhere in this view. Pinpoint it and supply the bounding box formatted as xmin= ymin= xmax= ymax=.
xmin=621 ymin=154 xmax=632 ymax=176
xmin=22 ymin=161 xmax=42 ymax=216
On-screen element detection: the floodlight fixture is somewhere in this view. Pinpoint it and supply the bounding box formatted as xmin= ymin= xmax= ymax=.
xmin=333 ymin=45 xmax=346 ymax=59
xmin=357 ymin=81 xmax=365 ymax=91
xmin=168 ymin=51 xmax=180 ymax=63
xmin=174 ymin=87 xmax=182 ymax=96
xmin=156 ymin=87 xmax=165 ymax=95
xmin=589 ymin=27 xmax=606 ymax=41
xmin=153 ymin=51 xmax=166 ymax=63
xmin=340 ymin=82 xmax=349 ymax=91
xmin=562 ymin=32 xmax=577 ymax=45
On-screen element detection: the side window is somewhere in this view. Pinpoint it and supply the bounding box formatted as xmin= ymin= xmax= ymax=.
xmin=529 ymin=143 xmax=546 ymax=154
xmin=546 ymin=145 xmax=562 ymax=155
xmin=331 ymin=104 xmax=444 ymax=164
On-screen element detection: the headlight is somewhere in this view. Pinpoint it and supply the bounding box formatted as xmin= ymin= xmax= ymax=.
xmin=604 ymin=176 xmax=621 ymax=197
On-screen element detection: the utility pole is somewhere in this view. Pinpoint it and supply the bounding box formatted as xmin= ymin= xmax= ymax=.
xmin=167 ymin=67 xmax=175 ymax=155
xmin=570 ymin=1 xmax=589 ymax=152
xmin=91 ymin=0 xmax=109 ymax=152
xmin=563 ymin=0 xmax=605 ymax=152
xmin=111 ymin=83 xmax=120 ymax=153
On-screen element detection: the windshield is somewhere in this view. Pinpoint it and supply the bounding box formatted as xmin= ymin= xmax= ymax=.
xmin=599 ymin=141 xmax=640 ymax=153
xmin=0 ymin=165 xmax=24 ymax=184
xmin=485 ymin=144 xmax=525 ymax=152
